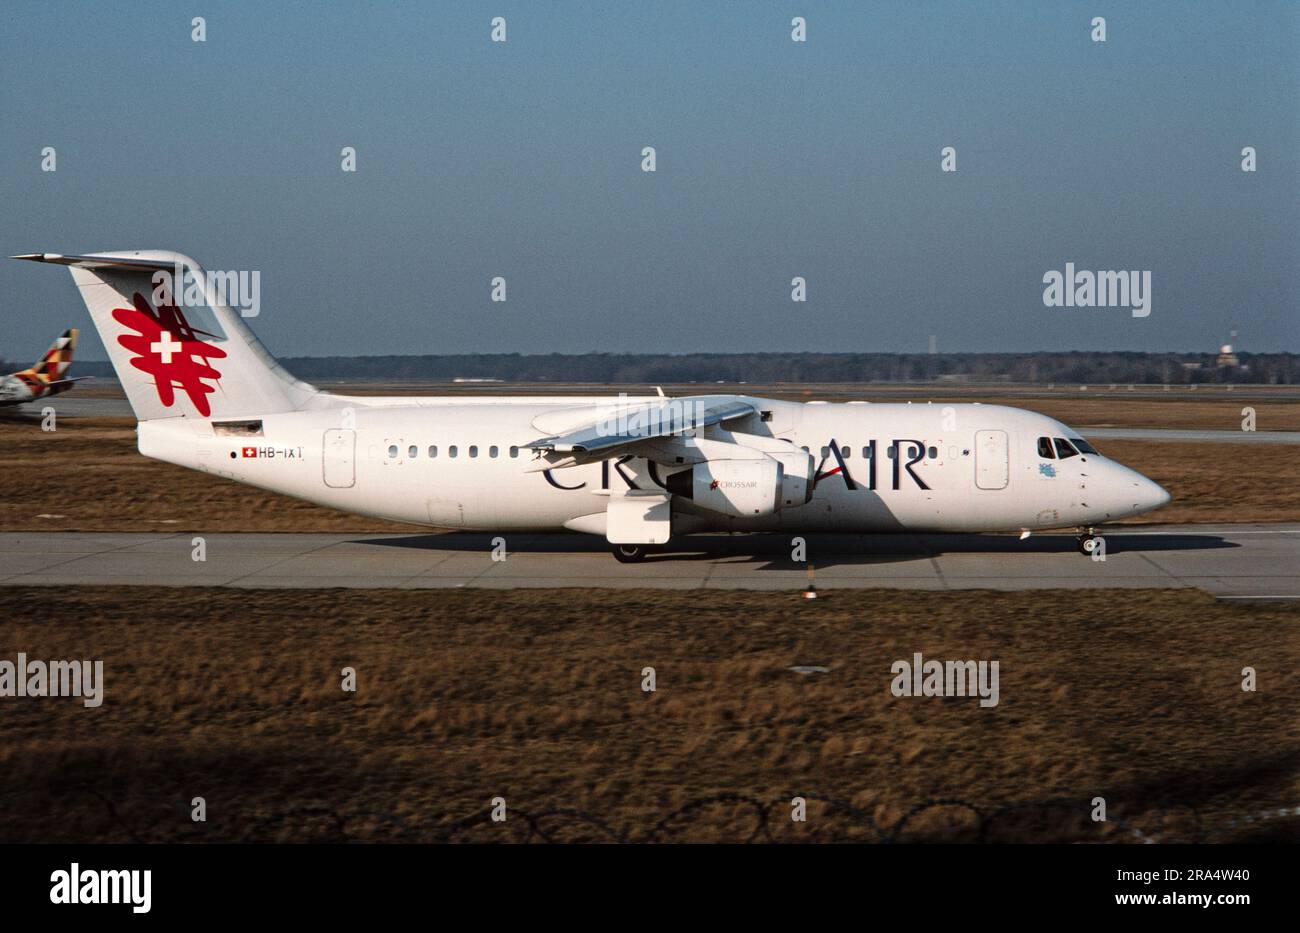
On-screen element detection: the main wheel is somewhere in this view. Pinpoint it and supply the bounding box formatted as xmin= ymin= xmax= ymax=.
xmin=612 ymin=544 xmax=647 ymax=563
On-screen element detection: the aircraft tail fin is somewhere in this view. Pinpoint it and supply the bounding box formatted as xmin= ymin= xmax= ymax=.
xmin=16 ymin=328 xmax=77 ymax=386
xmin=13 ymin=251 xmax=318 ymax=422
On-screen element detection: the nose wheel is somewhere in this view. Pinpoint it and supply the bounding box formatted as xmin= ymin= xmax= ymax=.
xmin=1076 ymin=529 xmax=1103 ymax=556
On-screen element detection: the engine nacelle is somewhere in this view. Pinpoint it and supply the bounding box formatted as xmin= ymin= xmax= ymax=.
xmin=665 ymin=458 xmax=782 ymax=518
xmin=770 ymin=449 xmax=815 ymax=508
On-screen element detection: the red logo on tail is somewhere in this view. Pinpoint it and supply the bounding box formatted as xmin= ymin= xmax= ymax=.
xmin=113 ymin=292 xmax=226 ymax=416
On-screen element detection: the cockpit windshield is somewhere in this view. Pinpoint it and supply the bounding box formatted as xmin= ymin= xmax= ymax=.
xmin=1037 ymin=435 xmax=1100 ymax=459
xmin=1053 ymin=437 xmax=1079 ymax=459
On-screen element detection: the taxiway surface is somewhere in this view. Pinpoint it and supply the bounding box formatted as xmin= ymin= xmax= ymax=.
xmin=2 ymin=525 xmax=1296 ymax=598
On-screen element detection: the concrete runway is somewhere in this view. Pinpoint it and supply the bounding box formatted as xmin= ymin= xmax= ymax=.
xmin=1 ymin=397 xmax=133 ymax=417
xmin=1 ymin=525 xmax=1297 ymax=598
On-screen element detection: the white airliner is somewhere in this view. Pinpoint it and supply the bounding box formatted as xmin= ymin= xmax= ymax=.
xmin=0 ymin=328 xmax=81 ymax=407
xmin=15 ymin=250 xmax=1170 ymax=560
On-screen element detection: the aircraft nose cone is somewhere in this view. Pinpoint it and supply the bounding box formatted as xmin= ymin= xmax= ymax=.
xmin=1136 ymin=475 xmax=1171 ymax=511
xmin=1098 ymin=466 xmax=1171 ymax=519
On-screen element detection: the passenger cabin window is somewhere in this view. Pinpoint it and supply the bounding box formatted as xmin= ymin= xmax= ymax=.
xmin=387 ymin=445 xmax=398 ymax=458
xmin=428 ymin=446 xmax=438 ymax=458
xmin=1037 ymin=436 xmax=1055 ymax=459
xmin=469 ymin=445 xmax=479 ymax=458
xmin=449 ymin=445 xmax=458 ymax=458
xmin=927 ymin=446 xmax=938 ymax=460
xmin=509 ymin=446 xmax=519 ymax=458
xmin=1053 ymin=437 xmax=1080 ymax=459
xmin=408 ymin=445 xmax=418 ymax=459
xmin=489 ymin=446 xmax=499 ymax=458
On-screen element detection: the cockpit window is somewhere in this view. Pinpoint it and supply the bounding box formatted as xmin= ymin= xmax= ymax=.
xmin=1069 ymin=437 xmax=1099 ymax=456
xmin=1037 ymin=436 xmax=1055 ymax=459
xmin=1053 ymin=437 xmax=1080 ymax=459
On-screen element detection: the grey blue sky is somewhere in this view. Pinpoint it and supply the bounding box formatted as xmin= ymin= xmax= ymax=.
xmin=1 ymin=1 xmax=1296 ymax=362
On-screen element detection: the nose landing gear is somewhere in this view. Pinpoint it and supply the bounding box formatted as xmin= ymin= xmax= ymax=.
xmin=1076 ymin=528 xmax=1103 ymax=556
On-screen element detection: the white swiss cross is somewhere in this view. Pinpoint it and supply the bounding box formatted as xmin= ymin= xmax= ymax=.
xmin=151 ymin=333 xmax=183 ymax=363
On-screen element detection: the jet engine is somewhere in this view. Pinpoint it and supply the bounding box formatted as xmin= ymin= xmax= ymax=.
xmin=767 ymin=447 xmax=815 ymax=508
xmin=665 ymin=458 xmax=784 ymax=518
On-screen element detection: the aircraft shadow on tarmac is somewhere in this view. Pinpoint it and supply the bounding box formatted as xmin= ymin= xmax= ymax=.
xmin=356 ymin=531 xmax=1238 ymax=569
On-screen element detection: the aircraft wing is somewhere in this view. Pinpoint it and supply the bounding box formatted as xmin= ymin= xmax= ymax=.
xmin=523 ymin=397 xmax=755 ymax=469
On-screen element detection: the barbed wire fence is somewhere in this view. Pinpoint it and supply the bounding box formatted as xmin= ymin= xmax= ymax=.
xmin=8 ymin=783 xmax=1298 ymax=843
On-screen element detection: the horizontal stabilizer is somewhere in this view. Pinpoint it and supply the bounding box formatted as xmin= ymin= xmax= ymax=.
xmin=12 ymin=253 xmax=181 ymax=272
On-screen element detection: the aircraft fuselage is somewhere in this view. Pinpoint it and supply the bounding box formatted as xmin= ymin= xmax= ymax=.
xmin=137 ymin=396 xmax=1169 ymax=536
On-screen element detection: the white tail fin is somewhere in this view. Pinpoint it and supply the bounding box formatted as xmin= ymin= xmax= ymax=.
xmin=13 ymin=251 xmax=316 ymax=421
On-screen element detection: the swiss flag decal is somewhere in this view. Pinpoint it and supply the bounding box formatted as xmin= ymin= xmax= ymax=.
xmin=241 ymin=447 xmax=258 ymax=458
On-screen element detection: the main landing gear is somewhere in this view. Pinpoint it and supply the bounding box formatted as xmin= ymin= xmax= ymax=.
xmin=612 ymin=544 xmax=648 ymax=563
xmin=1076 ymin=528 xmax=1103 ymax=556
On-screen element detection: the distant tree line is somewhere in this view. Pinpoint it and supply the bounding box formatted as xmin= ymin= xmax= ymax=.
xmin=276 ymin=351 xmax=1298 ymax=384
xmin=39 ymin=351 xmax=1300 ymax=385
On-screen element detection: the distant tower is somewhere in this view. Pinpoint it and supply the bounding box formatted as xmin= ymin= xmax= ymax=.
xmin=1217 ymin=329 xmax=1239 ymax=369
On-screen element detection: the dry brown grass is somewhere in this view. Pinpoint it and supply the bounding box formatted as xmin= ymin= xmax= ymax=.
xmin=0 ymin=587 xmax=1296 ymax=843
xmin=1101 ymin=440 xmax=1300 ymax=524
xmin=974 ymin=397 xmax=1300 ymax=432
